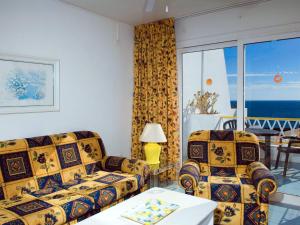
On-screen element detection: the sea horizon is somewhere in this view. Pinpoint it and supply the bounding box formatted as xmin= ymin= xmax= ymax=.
xmin=230 ymin=100 xmax=300 ymax=119
xmin=231 ymin=100 xmax=300 ymax=102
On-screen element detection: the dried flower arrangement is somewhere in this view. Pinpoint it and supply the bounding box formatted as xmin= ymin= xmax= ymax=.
xmin=187 ymin=91 xmax=219 ymax=114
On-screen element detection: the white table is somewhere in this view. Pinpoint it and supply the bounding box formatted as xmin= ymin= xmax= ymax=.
xmin=77 ymin=187 xmax=217 ymax=225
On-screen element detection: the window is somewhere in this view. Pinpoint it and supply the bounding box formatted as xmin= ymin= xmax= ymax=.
xmin=245 ymin=38 xmax=300 ymax=119
xmin=244 ymin=38 xmax=300 ymax=197
xmin=181 ymin=44 xmax=237 ymax=160
xmin=180 ymin=36 xmax=300 ymax=197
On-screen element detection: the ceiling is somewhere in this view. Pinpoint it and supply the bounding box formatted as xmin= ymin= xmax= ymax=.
xmin=61 ymin=0 xmax=270 ymax=25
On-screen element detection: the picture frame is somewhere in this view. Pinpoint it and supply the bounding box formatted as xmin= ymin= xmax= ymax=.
xmin=0 ymin=55 xmax=60 ymax=114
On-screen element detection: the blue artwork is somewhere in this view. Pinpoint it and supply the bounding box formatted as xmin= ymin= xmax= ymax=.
xmin=0 ymin=56 xmax=58 ymax=112
xmin=6 ymin=70 xmax=46 ymax=100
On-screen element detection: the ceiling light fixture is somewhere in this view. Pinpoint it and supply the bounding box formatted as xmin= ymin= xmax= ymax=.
xmin=144 ymin=0 xmax=169 ymax=13
xmin=144 ymin=0 xmax=155 ymax=12
xmin=165 ymin=0 xmax=169 ymax=13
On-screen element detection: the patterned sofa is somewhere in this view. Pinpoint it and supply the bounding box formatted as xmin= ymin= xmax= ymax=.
xmin=179 ymin=130 xmax=277 ymax=225
xmin=0 ymin=131 xmax=149 ymax=225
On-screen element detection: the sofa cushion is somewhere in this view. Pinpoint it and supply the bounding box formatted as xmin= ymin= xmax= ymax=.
xmin=0 ymin=194 xmax=65 ymax=225
xmin=0 ymin=207 xmax=25 ymax=225
xmin=0 ymin=186 xmax=96 ymax=225
xmin=197 ymin=175 xmax=257 ymax=204
xmin=0 ymin=171 xmax=143 ymax=225
xmin=37 ymin=188 xmax=94 ymax=222
xmin=62 ymin=171 xmax=141 ymax=209
xmin=188 ymin=130 xmax=259 ymax=167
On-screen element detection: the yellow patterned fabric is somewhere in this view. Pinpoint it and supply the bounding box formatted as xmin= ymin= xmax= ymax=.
xmin=179 ymin=130 xmax=277 ymax=225
xmin=0 ymin=131 xmax=149 ymax=225
xmin=131 ymin=18 xmax=179 ymax=181
xmin=101 ymin=156 xmax=150 ymax=186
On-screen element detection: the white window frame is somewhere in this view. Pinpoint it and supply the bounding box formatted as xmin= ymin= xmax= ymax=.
xmin=177 ymin=41 xmax=238 ymax=165
xmin=239 ymin=31 xmax=300 ymax=128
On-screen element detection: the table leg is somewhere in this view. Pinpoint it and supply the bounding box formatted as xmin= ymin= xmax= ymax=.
xmin=265 ymin=136 xmax=271 ymax=169
xmin=150 ymin=174 xmax=154 ymax=188
xmin=147 ymin=176 xmax=150 ymax=188
xmin=155 ymin=175 xmax=159 ymax=187
xmin=203 ymin=212 xmax=214 ymax=225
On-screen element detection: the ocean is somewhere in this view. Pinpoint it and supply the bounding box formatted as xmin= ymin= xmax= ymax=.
xmin=230 ymin=101 xmax=300 ymax=119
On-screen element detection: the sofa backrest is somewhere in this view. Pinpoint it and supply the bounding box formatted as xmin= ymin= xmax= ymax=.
xmin=187 ymin=130 xmax=260 ymax=168
xmin=0 ymin=131 xmax=106 ymax=200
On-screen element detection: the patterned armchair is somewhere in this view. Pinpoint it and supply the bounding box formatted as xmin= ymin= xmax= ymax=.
xmin=0 ymin=131 xmax=149 ymax=225
xmin=179 ymin=130 xmax=277 ymax=225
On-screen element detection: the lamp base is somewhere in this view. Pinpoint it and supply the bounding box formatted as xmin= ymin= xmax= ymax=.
xmin=144 ymin=143 xmax=161 ymax=165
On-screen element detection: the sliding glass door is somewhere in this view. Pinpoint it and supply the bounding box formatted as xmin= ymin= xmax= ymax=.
xmin=180 ymin=35 xmax=300 ymax=198
xmin=244 ymin=37 xmax=300 ymax=197
xmin=181 ymin=42 xmax=237 ymax=161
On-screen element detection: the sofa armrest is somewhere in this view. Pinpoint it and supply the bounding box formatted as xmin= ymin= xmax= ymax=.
xmin=178 ymin=160 xmax=201 ymax=193
xmin=101 ymin=156 xmax=150 ymax=186
xmin=247 ymin=162 xmax=277 ymax=203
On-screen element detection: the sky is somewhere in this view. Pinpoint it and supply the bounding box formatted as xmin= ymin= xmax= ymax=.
xmin=224 ymin=38 xmax=300 ymax=101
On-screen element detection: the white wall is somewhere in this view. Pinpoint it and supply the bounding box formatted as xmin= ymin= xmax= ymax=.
xmin=0 ymin=0 xmax=134 ymax=157
xmin=176 ymin=0 xmax=300 ymax=48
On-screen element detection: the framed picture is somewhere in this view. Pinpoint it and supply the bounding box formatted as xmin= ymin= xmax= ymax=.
xmin=0 ymin=55 xmax=59 ymax=114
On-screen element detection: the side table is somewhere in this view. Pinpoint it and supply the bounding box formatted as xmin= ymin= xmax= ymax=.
xmin=148 ymin=162 xmax=179 ymax=188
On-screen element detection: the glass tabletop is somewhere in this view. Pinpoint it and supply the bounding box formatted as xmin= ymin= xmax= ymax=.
xmin=149 ymin=162 xmax=179 ymax=176
xmin=245 ymin=128 xmax=280 ymax=136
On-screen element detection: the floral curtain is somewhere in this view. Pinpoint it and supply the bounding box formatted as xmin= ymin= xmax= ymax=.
xmin=131 ymin=18 xmax=179 ymax=181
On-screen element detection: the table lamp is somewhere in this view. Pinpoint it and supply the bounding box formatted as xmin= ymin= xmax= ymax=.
xmin=139 ymin=123 xmax=167 ymax=165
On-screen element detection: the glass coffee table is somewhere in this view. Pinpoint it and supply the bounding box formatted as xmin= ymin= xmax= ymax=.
xmin=148 ymin=162 xmax=179 ymax=188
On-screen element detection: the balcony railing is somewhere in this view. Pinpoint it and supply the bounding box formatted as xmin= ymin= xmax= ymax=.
xmin=218 ymin=116 xmax=300 ymax=145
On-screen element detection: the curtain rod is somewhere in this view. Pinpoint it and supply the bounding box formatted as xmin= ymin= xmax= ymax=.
xmin=175 ymin=0 xmax=272 ymax=21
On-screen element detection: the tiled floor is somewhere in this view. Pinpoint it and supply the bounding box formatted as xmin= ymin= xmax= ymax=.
xmin=272 ymin=162 xmax=300 ymax=196
xmin=163 ymin=182 xmax=300 ymax=225
xmin=269 ymin=161 xmax=300 ymax=224
xmin=269 ymin=204 xmax=300 ymax=225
